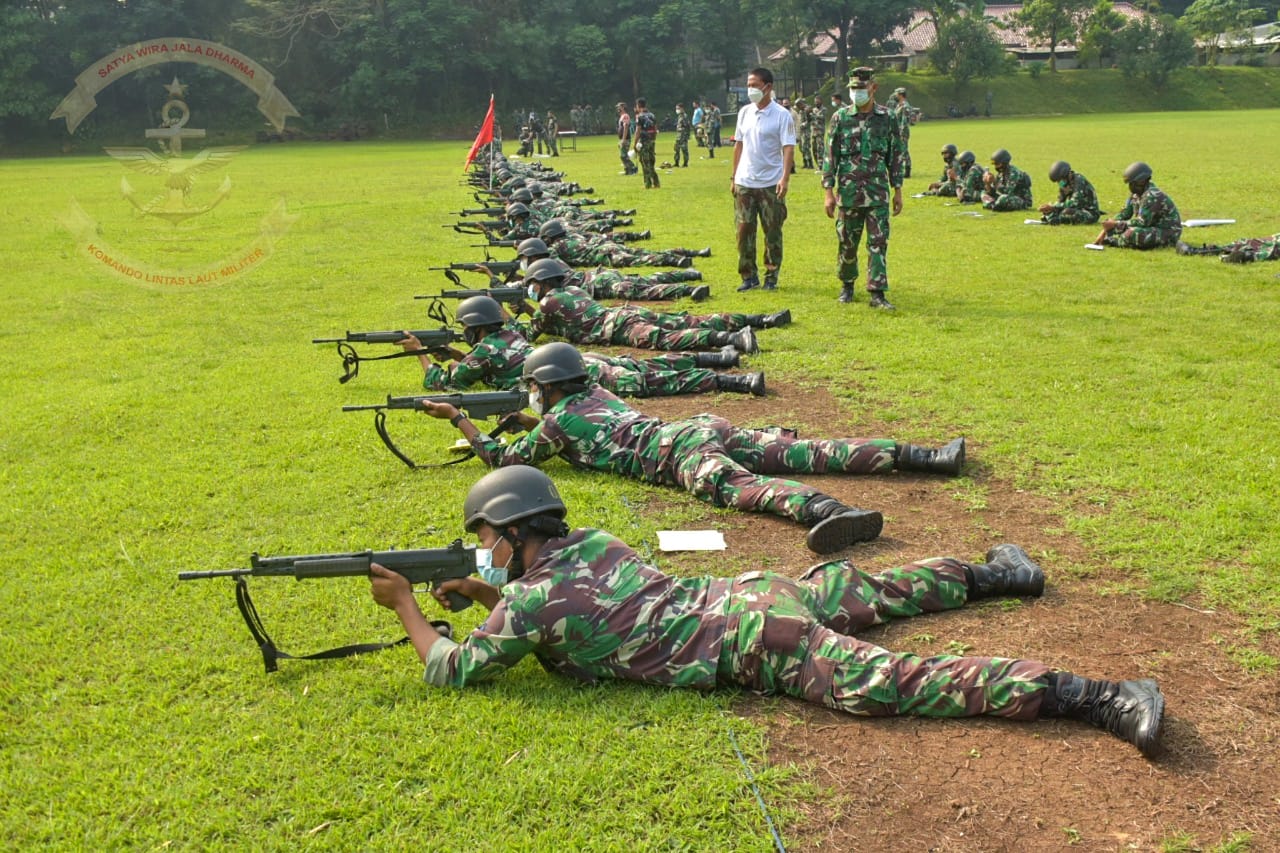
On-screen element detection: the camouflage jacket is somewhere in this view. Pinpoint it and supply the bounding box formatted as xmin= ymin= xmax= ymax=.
xmin=422 ymin=325 xmax=531 ymax=391
xmin=548 ymin=234 xmax=616 ymax=267
xmin=468 ymin=385 xmax=702 ymax=482
xmin=421 ymin=528 xmax=732 ymax=688
xmin=990 ymin=165 xmax=1032 ymax=205
xmin=821 ymin=104 xmax=903 ymax=208
xmin=530 ymin=285 xmax=627 ymax=344
xmin=675 ymin=112 xmax=692 ymax=138
xmin=1052 ymin=172 xmax=1100 ymax=215
xmin=1117 ymin=184 xmax=1181 ymax=231
xmin=957 ymin=164 xmax=987 ymax=203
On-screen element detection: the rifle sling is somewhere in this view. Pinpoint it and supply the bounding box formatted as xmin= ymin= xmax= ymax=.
xmin=372 ymin=409 xmax=521 ymax=470
xmin=233 ymin=576 xmax=407 ymax=674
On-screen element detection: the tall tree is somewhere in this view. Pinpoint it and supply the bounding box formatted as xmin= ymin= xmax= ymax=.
xmin=1077 ymin=0 xmax=1129 ymax=68
xmin=929 ymin=12 xmax=1010 ymax=84
xmin=1015 ymin=0 xmax=1095 ymax=70
xmin=775 ymin=0 xmax=911 ymax=82
xmin=1180 ymin=0 xmax=1266 ymax=65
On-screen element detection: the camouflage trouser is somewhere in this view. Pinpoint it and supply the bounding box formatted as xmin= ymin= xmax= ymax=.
xmin=597 ymin=245 xmax=686 ymax=268
xmin=626 ymin=306 xmax=751 ymax=333
xmin=810 ymin=136 xmax=824 ymax=169
xmin=734 ymin=186 xmax=787 ymax=280
xmin=585 ymin=352 xmax=717 ymax=397
xmin=1223 ymin=236 xmax=1279 ymax=261
xmin=620 ymin=140 xmax=637 ymax=174
xmin=798 ymin=129 xmax=813 ymax=168
xmin=611 ymin=318 xmax=727 ymax=351
xmin=717 ymin=563 xmax=1050 ymax=718
xmin=1102 ymin=224 xmax=1181 ymax=249
xmin=1042 ymin=206 xmax=1100 ymax=225
xmin=589 ymin=273 xmax=694 ymax=301
xmin=924 ymin=180 xmax=956 ymax=197
xmin=660 ymin=415 xmax=896 ymax=523
xmin=983 ymin=194 xmax=1031 ymax=212
xmin=836 ymin=204 xmax=891 ymax=292
xmin=902 ymin=146 xmax=912 ymax=179
xmin=674 ymin=132 xmax=690 ymax=167
xmin=638 ymin=142 xmax=660 ymax=188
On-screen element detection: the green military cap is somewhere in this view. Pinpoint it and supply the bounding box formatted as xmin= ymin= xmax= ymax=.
xmin=848 ymin=66 xmax=875 ymax=87
xmin=893 ymin=87 xmax=907 ymax=95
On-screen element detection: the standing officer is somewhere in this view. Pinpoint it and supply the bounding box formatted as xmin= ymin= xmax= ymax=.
xmin=673 ymin=103 xmax=691 ymax=167
xmin=822 ymin=66 xmax=903 ymax=310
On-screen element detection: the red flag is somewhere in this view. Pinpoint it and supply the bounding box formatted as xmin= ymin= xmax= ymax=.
xmin=463 ymin=95 xmax=495 ymax=172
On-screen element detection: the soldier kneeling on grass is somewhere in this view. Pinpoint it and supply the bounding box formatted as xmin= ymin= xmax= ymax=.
xmin=369 ymin=465 xmax=1166 ymax=757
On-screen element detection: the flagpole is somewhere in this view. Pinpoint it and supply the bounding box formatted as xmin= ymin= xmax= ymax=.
xmin=489 ymin=93 xmax=495 ymax=191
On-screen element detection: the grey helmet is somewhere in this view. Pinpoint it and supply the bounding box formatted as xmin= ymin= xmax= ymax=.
xmin=516 ymin=237 xmax=550 ymax=259
xmin=524 ymin=257 xmax=571 ymax=286
xmin=509 ymin=187 xmax=534 ymax=204
xmin=527 ymin=181 xmax=545 ymax=198
xmin=522 ymin=341 xmax=588 ymax=385
xmin=941 ymin=143 xmax=958 ymax=157
xmin=463 ymin=466 xmax=567 ymax=533
xmin=1122 ymin=161 xmax=1153 ymax=183
xmin=455 ymin=295 xmax=505 ymax=328
xmin=1049 ymin=160 xmax=1072 ymax=182
xmin=505 ymin=202 xmax=531 ymax=218
xmin=539 ymin=218 xmax=569 ymax=241
xmin=990 ymin=148 xmax=1011 ymax=166
xmin=958 ymin=150 xmax=976 ymax=167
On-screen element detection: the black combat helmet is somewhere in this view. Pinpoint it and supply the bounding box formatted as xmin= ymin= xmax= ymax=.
xmin=510 ymin=187 xmax=535 ymax=204
xmin=455 ymin=295 xmax=506 ymax=328
xmin=517 ymin=237 xmax=550 ymax=259
xmin=1049 ymin=161 xmax=1072 ymax=182
xmin=539 ymin=218 xmax=569 ymax=242
xmin=523 ymin=341 xmax=589 ymax=386
xmin=941 ymin=143 xmax=958 ymax=157
xmin=990 ymin=148 xmax=1012 ymax=166
xmin=463 ymin=466 xmax=567 ymax=533
xmin=505 ymin=202 xmax=531 ymax=218
xmin=524 ymin=256 xmax=571 ymax=285
xmin=958 ymin=150 xmax=976 ymax=166
xmin=527 ymin=181 xmax=545 ymax=197
xmin=1123 ymin=161 xmax=1153 ymax=183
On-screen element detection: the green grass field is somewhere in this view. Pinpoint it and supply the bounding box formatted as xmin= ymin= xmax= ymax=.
xmin=2 ymin=109 xmax=1278 ymax=848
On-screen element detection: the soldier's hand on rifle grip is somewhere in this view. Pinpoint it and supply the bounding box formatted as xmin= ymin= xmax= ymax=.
xmin=432 ymin=577 xmax=498 ymax=612
xmin=498 ymin=410 xmax=539 ymax=433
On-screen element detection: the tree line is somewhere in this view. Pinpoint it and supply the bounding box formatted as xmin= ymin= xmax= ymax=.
xmin=1 ymin=0 xmax=1275 ymax=145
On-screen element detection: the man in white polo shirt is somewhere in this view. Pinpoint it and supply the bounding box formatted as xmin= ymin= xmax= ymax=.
xmin=731 ymin=67 xmax=796 ymax=292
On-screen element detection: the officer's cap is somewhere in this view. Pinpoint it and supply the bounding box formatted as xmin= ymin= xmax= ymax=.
xmin=848 ymin=66 xmax=875 ymax=88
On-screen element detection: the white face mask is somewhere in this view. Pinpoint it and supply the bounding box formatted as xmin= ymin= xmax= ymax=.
xmin=519 ymin=258 xmax=529 ymax=273
xmin=526 ymin=282 xmax=540 ymax=301
xmin=851 ymin=89 xmax=870 ymax=107
xmin=747 ymin=87 xmax=765 ymax=104
xmin=475 ymin=547 xmax=512 ymax=587
xmin=528 ymin=385 xmax=543 ymax=415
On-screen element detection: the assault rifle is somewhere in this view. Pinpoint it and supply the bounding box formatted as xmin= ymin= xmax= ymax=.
xmin=312 ymin=327 xmax=463 ymax=384
xmin=415 ymin=286 xmax=526 ymax=304
xmin=456 ymin=207 xmax=507 ymax=217
xmin=427 ymin=260 xmax=520 ymax=276
xmin=343 ymin=390 xmax=529 ymax=469
xmin=448 ymin=221 xmax=505 ymax=235
xmin=179 ymin=539 xmax=476 ymax=672
xmin=476 ymin=239 xmax=518 ymax=248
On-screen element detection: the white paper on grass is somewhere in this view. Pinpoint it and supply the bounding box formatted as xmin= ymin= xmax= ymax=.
xmin=1024 ymin=218 xmax=1042 ymax=225
xmin=657 ymin=530 xmax=727 ymax=551
xmin=1084 ymin=243 xmax=1105 ymax=251
xmin=1184 ymin=219 xmax=1236 ymax=228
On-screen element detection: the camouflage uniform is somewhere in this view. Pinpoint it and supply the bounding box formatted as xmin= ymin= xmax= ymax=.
xmin=674 ymin=110 xmax=692 ymax=167
xmin=822 ymin=103 xmax=903 ymax=294
xmin=572 ymin=267 xmax=702 ymax=301
xmin=422 ymin=325 xmax=529 ymax=391
xmin=549 ymin=233 xmax=688 ymax=268
xmin=584 ymin=352 xmax=718 ymax=397
xmin=796 ymin=106 xmax=814 ymax=169
xmin=1102 ymin=185 xmax=1182 ymax=249
xmin=982 ymin=165 xmax=1033 ymax=212
xmin=923 ymin=157 xmax=958 ymax=197
xmin=956 ymin=163 xmax=987 ymax=204
xmin=423 ymin=528 xmax=1050 ymax=725
xmin=634 ymin=108 xmax=661 ymax=189
xmin=889 ymin=96 xmax=913 ymax=178
xmin=1220 ymin=234 xmax=1280 ymax=262
xmin=1042 ymin=172 xmax=1101 ymax=225
xmin=809 ymin=104 xmax=827 ymax=167
xmin=467 ymin=386 xmax=896 ymax=524
xmin=532 ymin=285 xmax=749 ymax=351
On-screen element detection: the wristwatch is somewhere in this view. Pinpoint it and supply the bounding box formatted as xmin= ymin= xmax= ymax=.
xmin=450 ymin=412 xmax=467 ymax=427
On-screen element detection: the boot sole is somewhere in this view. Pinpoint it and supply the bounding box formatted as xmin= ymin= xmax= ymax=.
xmin=983 ymin=543 xmax=1046 ymax=596
xmin=806 ymin=511 xmax=884 ymax=554
xmin=1126 ymin=679 xmax=1165 ymax=758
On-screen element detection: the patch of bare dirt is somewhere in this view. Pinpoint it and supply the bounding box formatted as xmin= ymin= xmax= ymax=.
xmin=629 ymin=379 xmax=1280 ymax=851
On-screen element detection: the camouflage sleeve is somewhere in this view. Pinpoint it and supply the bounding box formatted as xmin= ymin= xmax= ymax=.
xmin=888 ymin=115 xmax=904 ymax=189
xmin=470 ymin=415 xmax=566 ymax=467
xmin=422 ymin=363 xmax=450 ymax=391
xmin=1117 ymin=197 xmax=1136 ymax=222
xmin=422 ymin=600 xmax=542 ymax=687
xmin=821 ymin=116 xmax=838 ymax=188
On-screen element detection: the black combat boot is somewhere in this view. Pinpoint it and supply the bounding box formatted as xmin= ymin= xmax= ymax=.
xmin=694 ymin=247 xmax=712 ymax=257
xmin=716 ymin=327 xmax=758 ymax=354
xmin=674 ymin=269 xmax=704 ymax=282
xmin=894 ymin=437 xmax=965 ymax=476
xmin=1175 ymin=240 xmax=1219 ymax=256
xmin=802 ymin=495 xmax=884 ymax=554
xmin=967 ymin=544 xmax=1045 ymax=599
xmin=1222 ymin=248 xmax=1253 ymax=264
xmin=1039 ymin=673 xmax=1165 ymax=757
xmin=695 ymin=345 xmax=740 ymax=368
xmin=745 ymin=309 xmax=791 ymax=329
xmin=688 ymin=285 xmax=711 ymax=302
xmin=838 ymin=283 xmax=854 ymax=304
xmin=869 ymin=290 xmax=896 ymax=310
xmin=675 ymin=256 xmax=693 ymax=268
xmin=612 ymin=217 xmax=635 ymax=226
xmin=715 ymin=372 xmax=766 ymax=396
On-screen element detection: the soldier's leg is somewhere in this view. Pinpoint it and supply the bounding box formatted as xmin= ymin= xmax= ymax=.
xmin=735 ymin=187 xmax=763 ymax=282
xmin=641 ymin=352 xmax=699 ymax=371
xmin=835 ymin=207 xmax=866 ymax=289
xmin=1057 ymin=207 xmax=1100 ymax=225
xmin=717 ymin=421 xmax=897 ymax=475
xmin=796 ymin=557 xmax=970 ymax=634
xmin=864 ymin=204 xmax=891 ymax=294
xmin=759 ymin=189 xmax=788 ymax=283
xmin=633 ymin=366 xmax=719 ymax=397
xmin=612 ymin=318 xmax=665 ymax=349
